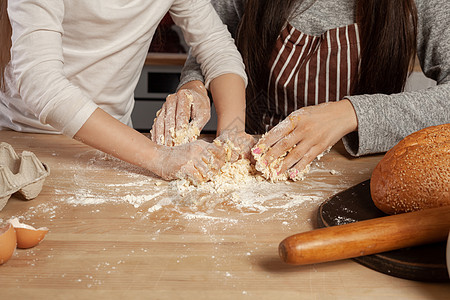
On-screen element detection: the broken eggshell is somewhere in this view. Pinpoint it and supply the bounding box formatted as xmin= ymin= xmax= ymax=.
xmin=0 ymin=223 xmax=17 ymax=265
xmin=8 ymin=217 xmax=49 ymax=249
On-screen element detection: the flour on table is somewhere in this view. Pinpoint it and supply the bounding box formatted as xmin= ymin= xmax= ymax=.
xmin=11 ymin=146 xmax=348 ymax=240
xmin=13 ymin=122 xmax=337 ymax=224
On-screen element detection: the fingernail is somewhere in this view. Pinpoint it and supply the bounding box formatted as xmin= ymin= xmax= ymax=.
xmin=289 ymin=169 xmax=299 ymax=179
xmin=252 ymin=147 xmax=262 ymax=155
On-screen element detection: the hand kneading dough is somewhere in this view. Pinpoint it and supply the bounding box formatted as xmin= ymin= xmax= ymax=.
xmin=252 ymin=141 xmax=330 ymax=182
xmin=170 ymin=94 xmax=201 ymax=146
xmin=169 ymin=122 xmax=200 ymax=146
xmin=370 ymin=124 xmax=450 ymax=215
xmin=155 ymin=93 xmax=200 ymax=146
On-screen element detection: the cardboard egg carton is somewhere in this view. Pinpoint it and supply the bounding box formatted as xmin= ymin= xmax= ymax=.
xmin=0 ymin=142 xmax=50 ymax=211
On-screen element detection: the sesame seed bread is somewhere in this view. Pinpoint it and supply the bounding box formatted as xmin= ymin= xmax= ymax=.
xmin=370 ymin=124 xmax=450 ymax=214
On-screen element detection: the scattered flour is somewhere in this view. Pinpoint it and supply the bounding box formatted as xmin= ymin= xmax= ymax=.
xmin=63 ymin=190 xmax=165 ymax=208
xmin=11 ymin=140 xmax=345 ymax=229
xmin=20 ymin=149 xmax=334 ymax=223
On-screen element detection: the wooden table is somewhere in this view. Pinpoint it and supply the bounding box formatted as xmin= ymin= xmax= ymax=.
xmin=1 ymin=131 xmax=449 ymax=299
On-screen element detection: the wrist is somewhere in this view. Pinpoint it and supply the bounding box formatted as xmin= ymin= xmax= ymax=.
xmin=142 ymin=142 xmax=166 ymax=175
xmin=180 ymin=80 xmax=208 ymax=98
xmin=338 ymin=99 xmax=358 ymax=134
xmin=209 ymin=74 xmax=246 ymax=136
xmin=216 ymin=115 xmax=246 ymax=136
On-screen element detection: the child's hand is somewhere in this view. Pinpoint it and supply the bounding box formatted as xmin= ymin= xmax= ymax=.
xmin=156 ymin=140 xmax=225 ymax=185
xmin=252 ymin=100 xmax=358 ymax=179
xmin=215 ymin=130 xmax=257 ymax=161
xmin=151 ymin=81 xmax=211 ymax=146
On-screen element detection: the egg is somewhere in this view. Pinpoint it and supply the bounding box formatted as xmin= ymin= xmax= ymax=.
xmin=8 ymin=217 xmax=49 ymax=249
xmin=0 ymin=223 xmax=17 ymax=265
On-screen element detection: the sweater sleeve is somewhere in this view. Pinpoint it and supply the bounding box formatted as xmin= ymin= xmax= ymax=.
xmin=170 ymin=0 xmax=247 ymax=89
xmin=8 ymin=0 xmax=99 ymax=137
xmin=177 ymin=0 xmax=246 ymax=88
xmin=342 ymin=0 xmax=450 ymax=156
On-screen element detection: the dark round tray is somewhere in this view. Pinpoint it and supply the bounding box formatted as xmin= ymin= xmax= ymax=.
xmin=317 ymin=179 xmax=449 ymax=282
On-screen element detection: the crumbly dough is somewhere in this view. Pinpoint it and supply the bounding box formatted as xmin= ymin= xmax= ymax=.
xmin=155 ymin=93 xmax=201 ymax=146
xmin=174 ymin=156 xmax=263 ymax=195
xmin=173 ymin=139 xmax=261 ymax=193
xmin=169 ymin=122 xmax=200 ymax=146
xmin=170 ymin=91 xmax=199 ymax=146
xmin=173 ymin=124 xmax=329 ymax=190
xmin=252 ymin=141 xmax=330 ymax=182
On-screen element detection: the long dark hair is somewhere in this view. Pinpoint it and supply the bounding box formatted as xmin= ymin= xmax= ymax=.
xmin=354 ymin=0 xmax=418 ymax=95
xmin=236 ymin=0 xmax=418 ymax=102
xmin=0 ymin=0 xmax=12 ymax=90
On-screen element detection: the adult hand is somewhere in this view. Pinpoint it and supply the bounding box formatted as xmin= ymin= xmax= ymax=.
xmin=151 ymin=80 xmax=211 ymax=146
xmin=252 ymin=100 xmax=358 ymax=179
xmin=156 ymin=140 xmax=226 ymax=185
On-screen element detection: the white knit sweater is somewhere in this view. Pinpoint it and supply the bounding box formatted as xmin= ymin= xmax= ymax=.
xmin=0 ymin=0 xmax=247 ymax=137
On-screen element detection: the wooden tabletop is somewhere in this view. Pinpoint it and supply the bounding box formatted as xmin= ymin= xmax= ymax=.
xmin=0 ymin=131 xmax=449 ymax=299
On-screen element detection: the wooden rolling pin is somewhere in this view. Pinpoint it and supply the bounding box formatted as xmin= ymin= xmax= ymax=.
xmin=279 ymin=205 xmax=450 ymax=265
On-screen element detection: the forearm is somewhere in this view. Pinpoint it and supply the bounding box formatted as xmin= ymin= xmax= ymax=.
xmin=344 ymin=83 xmax=450 ymax=156
xmin=74 ymin=108 xmax=162 ymax=172
xmin=179 ymin=53 xmax=204 ymax=89
xmin=170 ymin=0 xmax=247 ymax=90
xmin=209 ymin=73 xmax=246 ymax=135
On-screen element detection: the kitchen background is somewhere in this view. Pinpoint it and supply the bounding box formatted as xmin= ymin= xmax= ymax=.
xmin=132 ymin=14 xmax=218 ymax=134
xmin=131 ymin=14 xmax=436 ymax=133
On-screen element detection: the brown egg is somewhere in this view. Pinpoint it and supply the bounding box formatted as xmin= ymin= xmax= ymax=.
xmin=8 ymin=218 xmax=49 ymax=249
xmin=0 ymin=223 xmax=17 ymax=265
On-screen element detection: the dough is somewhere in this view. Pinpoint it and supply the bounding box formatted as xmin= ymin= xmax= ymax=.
xmin=252 ymin=141 xmax=329 ymax=182
xmin=155 ymin=93 xmax=201 ymax=146
xmin=169 ymin=122 xmax=200 ymax=146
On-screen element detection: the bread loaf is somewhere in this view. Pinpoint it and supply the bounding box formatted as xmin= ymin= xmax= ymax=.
xmin=370 ymin=124 xmax=450 ymax=214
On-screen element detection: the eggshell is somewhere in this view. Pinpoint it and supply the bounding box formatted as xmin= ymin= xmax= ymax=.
xmin=0 ymin=223 xmax=17 ymax=265
xmin=8 ymin=217 xmax=48 ymax=249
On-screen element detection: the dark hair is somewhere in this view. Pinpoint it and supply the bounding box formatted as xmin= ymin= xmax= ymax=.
xmin=0 ymin=0 xmax=12 ymax=90
xmin=236 ymin=0 xmax=418 ymax=100
xmin=354 ymin=0 xmax=418 ymax=95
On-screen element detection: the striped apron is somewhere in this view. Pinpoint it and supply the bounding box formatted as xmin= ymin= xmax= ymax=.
xmin=246 ymin=22 xmax=361 ymax=133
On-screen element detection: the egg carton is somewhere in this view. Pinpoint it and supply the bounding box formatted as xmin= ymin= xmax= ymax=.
xmin=0 ymin=142 xmax=50 ymax=211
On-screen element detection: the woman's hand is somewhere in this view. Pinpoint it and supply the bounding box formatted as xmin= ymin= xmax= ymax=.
xmin=151 ymin=80 xmax=211 ymax=146
xmin=155 ymin=140 xmax=226 ymax=185
xmin=252 ymin=100 xmax=358 ymax=179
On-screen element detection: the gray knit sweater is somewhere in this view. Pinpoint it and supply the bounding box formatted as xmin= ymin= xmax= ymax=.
xmin=180 ymin=0 xmax=450 ymax=156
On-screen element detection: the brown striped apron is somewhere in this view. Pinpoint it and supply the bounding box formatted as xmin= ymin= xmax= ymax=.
xmin=246 ymin=22 xmax=361 ymax=133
